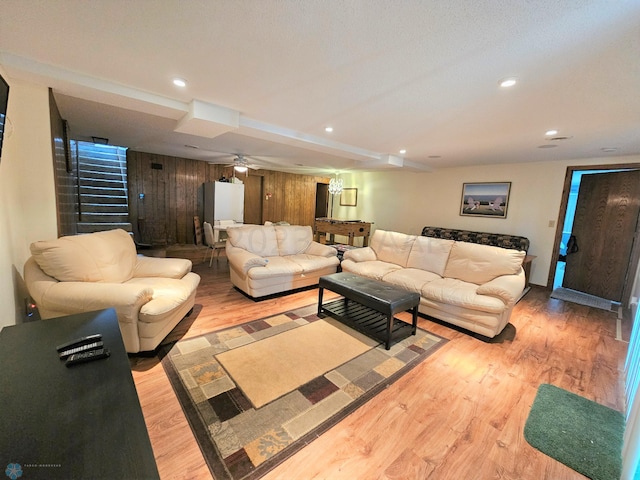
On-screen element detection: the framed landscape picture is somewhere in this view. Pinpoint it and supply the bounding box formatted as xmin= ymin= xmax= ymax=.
xmin=460 ymin=182 xmax=511 ymax=218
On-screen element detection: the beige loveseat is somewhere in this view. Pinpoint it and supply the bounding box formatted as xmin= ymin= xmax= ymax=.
xmin=24 ymin=229 xmax=200 ymax=353
xmin=341 ymin=229 xmax=526 ymax=338
xmin=226 ymin=224 xmax=340 ymax=298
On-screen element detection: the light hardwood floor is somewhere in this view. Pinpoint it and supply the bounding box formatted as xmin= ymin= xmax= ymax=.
xmin=130 ymin=260 xmax=628 ymax=480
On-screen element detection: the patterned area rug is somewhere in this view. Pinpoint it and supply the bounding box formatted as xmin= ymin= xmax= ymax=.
xmin=550 ymin=287 xmax=614 ymax=311
xmin=161 ymin=302 xmax=447 ymax=480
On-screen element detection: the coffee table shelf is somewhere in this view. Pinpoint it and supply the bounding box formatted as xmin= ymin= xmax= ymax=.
xmin=318 ymin=273 xmax=420 ymax=349
xmin=321 ymin=299 xmax=415 ymax=347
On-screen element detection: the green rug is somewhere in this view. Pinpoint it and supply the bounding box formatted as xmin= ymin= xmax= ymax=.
xmin=524 ymin=384 xmax=624 ymax=480
xmin=161 ymin=302 xmax=447 ymax=480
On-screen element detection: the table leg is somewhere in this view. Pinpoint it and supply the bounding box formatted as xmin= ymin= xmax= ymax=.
xmin=411 ymin=305 xmax=418 ymax=335
xmin=317 ymin=287 xmax=324 ymax=316
xmin=386 ymin=314 xmax=393 ymax=350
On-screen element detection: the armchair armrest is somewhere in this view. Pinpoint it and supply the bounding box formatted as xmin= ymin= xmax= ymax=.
xmin=134 ymin=255 xmax=192 ymax=279
xmin=305 ymin=241 xmax=338 ymax=258
xmin=476 ymin=268 xmax=526 ymax=306
xmin=343 ymin=247 xmax=377 ymax=262
xmin=226 ymin=245 xmax=269 ymax=274
xmin=40 ymin=282 xmax=153 ymax=324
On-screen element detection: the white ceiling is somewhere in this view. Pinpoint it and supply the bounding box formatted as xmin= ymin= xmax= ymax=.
xmin=1 ymin=0 xmax=639 ymax=174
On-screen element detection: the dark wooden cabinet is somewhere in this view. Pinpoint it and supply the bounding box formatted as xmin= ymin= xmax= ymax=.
xmin=0 ymin=309 xmax=159 ymax=479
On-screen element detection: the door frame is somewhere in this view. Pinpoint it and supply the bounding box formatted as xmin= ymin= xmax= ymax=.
xmin=548 ymin=162 xmax=640 ymax=306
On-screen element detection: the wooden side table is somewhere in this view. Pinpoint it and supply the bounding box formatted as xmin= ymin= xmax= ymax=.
xmin=523 ymin=255 xmax=536 ymax=287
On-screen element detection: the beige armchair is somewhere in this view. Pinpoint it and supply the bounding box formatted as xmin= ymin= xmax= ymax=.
xmin=24 ymin=229 xmax=200 ymax=353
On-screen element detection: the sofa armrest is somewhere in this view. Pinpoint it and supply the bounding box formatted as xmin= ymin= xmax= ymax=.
xmin=39 ymin=282 xmax=154 ymax=324
xmin=226 ymin=245 xmax=269 ymax=274
xmin=134 ymin=255 xmax=192 ymax=279
xmin=476 ymin=268 xmax=526 ymax=306
xmin=343 ymin=247 xmax=377 ymax=262
xmin=304 ymin=241 xmax=338 ymax=258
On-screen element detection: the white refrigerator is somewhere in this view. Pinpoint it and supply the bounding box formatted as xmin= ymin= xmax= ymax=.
xmin=203 ymin=181 xmax=244 ymax=225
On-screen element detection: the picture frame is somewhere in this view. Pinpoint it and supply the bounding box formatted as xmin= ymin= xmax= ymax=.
xmin=460 ymin=182 xmax=511 ymax=218
xmin=340 ymin=188 xmax=358 ymax=206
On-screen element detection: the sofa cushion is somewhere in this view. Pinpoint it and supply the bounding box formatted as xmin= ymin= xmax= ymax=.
xmin=227 ymin=225 xmax=279 ymax=257
xmin=407 ymin=236 xmax=454 ymax=276
xmin=286 ymin=254 xmax=339 ymax=273
xmin=275 ymin=225 xmax=313 ymax=255
xmin=421 ymin=278 xmax=507 ymax=313
xmin=246 ymin=256 xmax=303 ymax=279
xmin=382 ymin=268 xmax=441 ymax=294
xmin=443 ymin=242 xmax=525 ymax=285
xmin=128 ymin=275 xmax=200 ymax=320
xmin=340 ymin=259 xmax=402 ymax=280
xmin=30 ymin=229 xmax=137 ymax=283
xmin=370 ymin=230 xmax=416 ymax=267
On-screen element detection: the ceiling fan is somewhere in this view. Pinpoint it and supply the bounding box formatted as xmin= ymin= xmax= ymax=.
xmin=225 ymin=154 xmax=261 ymax=173
xmin=207 ymin=153 xmax=263 ymax=173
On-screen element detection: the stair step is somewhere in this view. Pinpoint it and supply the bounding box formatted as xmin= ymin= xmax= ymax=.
xmin=77 ymin=222 xmax=133 ymax=234
xmin=80 ymin=203 xmax=129 ymax=214
xmin=78 ymin=170 xmax=127 ymax=182
xmin=79 ymin=178 xmax=128 ymax=189
xmin=79 ymin=194 xmax=128 ymax=204
xmin=80 ymin=212 xmax=129 ymax=221
xmin=79 ymin=185 xmax=128 ymax=195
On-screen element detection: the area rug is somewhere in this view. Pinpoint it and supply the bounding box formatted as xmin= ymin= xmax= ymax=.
xmin=160 ymin=302 xmax=447 ymax=480
xmin=550 ymin=287 xmax=614 ymax=311
xmin=524 ymin=383 xmax=624 ymax=480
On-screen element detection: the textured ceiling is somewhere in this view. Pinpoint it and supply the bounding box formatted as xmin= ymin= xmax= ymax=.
xmin=1 ymin=0 xmax=639 ymax=174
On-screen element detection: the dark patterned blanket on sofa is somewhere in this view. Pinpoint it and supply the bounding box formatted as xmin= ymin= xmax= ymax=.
xmin=421 ymin=226 xmax=529 ymax=253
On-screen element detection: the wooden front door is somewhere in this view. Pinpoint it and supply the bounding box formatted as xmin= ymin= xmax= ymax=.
xmin=243 ymin=174 xmax=263 ymax=225
xmin=563 ymin=170 xmax=640 ymax=301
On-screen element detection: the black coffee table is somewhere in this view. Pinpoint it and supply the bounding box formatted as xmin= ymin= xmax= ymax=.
xmin=318 ymin=272 xmax=420 ymax=349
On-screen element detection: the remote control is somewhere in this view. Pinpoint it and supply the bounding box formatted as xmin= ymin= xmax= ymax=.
xmin=56 ymin=334 xmax=102 ymax=352
xmin=65 ymin=348 xmax=110 ymax=367
xmin=58 ymin=340 xmax=104 ymax=359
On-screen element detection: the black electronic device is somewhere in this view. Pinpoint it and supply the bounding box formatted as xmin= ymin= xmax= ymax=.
xmin=65 ymin=348 xmax=110 ymax=367
xmin=56 ymin=333 xmax=102 ymax=352
xmin=58 ymin=340 xmax=104 ymax=359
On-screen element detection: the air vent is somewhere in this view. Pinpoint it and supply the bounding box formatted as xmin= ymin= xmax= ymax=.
xmin=151 ymin=163 xmax=163 ymax=170
xmin=538 ymin=144 xmax=557 ymax=149
xmin=549 ymin=136 xmax=572 ymax=141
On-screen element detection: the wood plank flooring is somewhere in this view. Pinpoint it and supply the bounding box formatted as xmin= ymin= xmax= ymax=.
xmin=130 ymin=260 xmax=628 ymax=480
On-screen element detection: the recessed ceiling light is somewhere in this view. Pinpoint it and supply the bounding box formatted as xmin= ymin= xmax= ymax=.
xmin=325 ymin=126 xmax=333 ymax=133
xmin=601 ymin=147 xmax=619 ymax=153
xmin=399 ymin=149 xmax=406 ymax=155
xmin=500 ymin=78 xmax=517 ymax=88
xmin=173 ymin=78 xmax=187 ymax=87
xmin=545 ymin=129 xmax=558 ymax=136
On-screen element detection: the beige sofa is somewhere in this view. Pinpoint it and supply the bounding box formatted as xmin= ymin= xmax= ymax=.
xmin=226 ymin=224 xmax=340 ymax=297
xmin=24 ymin=229 xmax=200 ymax=353
xmin=341 ymin=229 xmax=526 ymax=338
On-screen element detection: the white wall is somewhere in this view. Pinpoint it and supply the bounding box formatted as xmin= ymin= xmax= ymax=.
xmin=331 ymin=155 xmax=640 ymax=287
xmin=0 ymin=74 xmax=57 ymax=328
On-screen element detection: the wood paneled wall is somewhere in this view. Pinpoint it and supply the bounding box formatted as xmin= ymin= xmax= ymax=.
xmin=127 ymin=150 xmax=330 ymax=246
